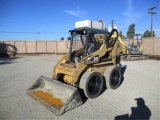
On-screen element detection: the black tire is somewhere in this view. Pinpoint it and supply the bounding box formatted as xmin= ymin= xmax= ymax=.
xmin=104 ymin=66 xmax=121 ymax=89
xmin=79 ymin=71 xmax=104 ymax=99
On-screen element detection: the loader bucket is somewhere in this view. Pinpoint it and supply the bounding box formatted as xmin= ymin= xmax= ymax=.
xmin=26 ymin=76 xmax=83 ymax=115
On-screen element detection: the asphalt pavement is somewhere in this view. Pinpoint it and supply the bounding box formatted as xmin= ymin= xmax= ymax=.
xmin=0 ymin=55 xmax=160 ymax=120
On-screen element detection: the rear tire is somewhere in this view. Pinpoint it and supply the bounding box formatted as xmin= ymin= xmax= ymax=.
xmin=79 ymin=71 xmax=104 ymax=99
xmin=104 ymin=66 xmax=121 ymax=89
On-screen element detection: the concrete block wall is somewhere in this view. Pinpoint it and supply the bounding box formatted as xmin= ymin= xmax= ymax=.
xmin=123 ymin=37 xmax=160 ymax=56
xmin=47 ymin=41 xmax=56 ymax=53
xmin=143 ymin=37 xmax=160 ymax=56
xmin=56 ymin=41 xmax=68 ymax=54
xmin=15 ymin=41 xmax=26 ymax=53
xmin=0 ymin=37 xmax=160 ymax=56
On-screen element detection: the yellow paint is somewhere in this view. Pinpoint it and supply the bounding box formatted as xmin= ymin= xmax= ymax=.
xmin=32 ymin=90 xmax=63 ymax=107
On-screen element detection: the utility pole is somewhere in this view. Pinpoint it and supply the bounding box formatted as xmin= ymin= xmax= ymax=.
xmin=148 ymin=7 xmax=156 ymax=37
xmin=111 ymin=20 xmax=114 ymax=30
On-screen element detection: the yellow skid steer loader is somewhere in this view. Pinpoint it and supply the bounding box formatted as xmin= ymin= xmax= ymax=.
xmin=27 ymin=26 xmax=125 ymax=115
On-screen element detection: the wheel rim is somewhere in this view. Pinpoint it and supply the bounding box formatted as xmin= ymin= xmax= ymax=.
xmin=88 ymin=75 xmax=101 ymax=96
xmin=110 ymin=70 xmax=120 ymax=87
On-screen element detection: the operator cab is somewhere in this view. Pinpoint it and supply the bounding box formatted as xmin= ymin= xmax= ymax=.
xmin=68 ymin=28 xmax=108 ymax=63
xmin=126 ymin=34 xmax=143 ymax=55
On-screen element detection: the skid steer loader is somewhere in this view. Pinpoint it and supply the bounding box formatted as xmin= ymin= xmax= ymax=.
xmin=27 ymin=24 xmax=125 ymax=115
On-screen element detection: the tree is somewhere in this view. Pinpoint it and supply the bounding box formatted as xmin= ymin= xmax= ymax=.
xmin=67 ymin=36 xmax=71 ymax=40
xmin=123 ymin=35 xmax=127 ymax=39
xmin=143 ymin=30 xmax=150 ymax=37
xmin=127 ymin=23 xmax=135 ymax=39
xmin=143 ymin=30 xmax=155 ymax=37
xmin=61 ymin=37 xmax=64 ymax=40
xmin=153 ymin=31 xmax=155 ymax=37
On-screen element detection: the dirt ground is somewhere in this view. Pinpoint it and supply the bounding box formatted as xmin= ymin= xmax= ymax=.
xmin=0 ymin=55 xmax=160 ymax=120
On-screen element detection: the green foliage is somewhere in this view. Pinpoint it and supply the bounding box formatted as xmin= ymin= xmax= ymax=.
xmin=127 ymin=23 xmax=135 ymax=39
xmin=61 ymin=37 xmax=64 ymax=40
xmin=143 ymin=30 xmax=150 ymax=37
xmin=143 ymin=30 xmax=155 ymax=37
xmin=123 ymin=35 xmax=126 ymax=39
xmin=118 ymin=31 xmax=127 ymax=39
xmin=153 ymin=31 xmax=155 ymax=37
xmin=67 ymin=36 xmax=71 ymax=40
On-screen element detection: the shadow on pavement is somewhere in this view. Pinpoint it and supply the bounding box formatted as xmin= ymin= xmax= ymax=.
xmin=78 ymin=88 xmax=88 ymax=104
xmin=0 ymin=56 xmax=22 ymax=65
xmin=120 ymin=65 xmax=127 ymax=85
xmin=115 ymin=98 xmax=151 ymax=120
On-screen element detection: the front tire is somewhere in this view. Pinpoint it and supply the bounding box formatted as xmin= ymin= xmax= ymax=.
xmin=104 ymin=66 xmax=122 ymax=89
xmin=79 ymin=71 xmax=104 ymax=99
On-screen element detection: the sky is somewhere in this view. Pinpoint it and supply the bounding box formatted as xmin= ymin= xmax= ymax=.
xmin=0 ymin=0 xmax=159 ymax=40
